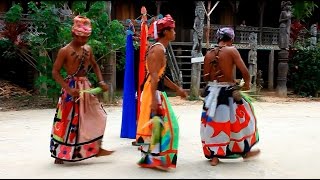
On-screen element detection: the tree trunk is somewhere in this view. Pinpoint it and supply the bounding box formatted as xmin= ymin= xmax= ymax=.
xmin=206 ymin=1 xmax=211 ymax=49
xmin=106 ymin=1 xmax=112 ymax=20
xmin=101 ymin=52 xmax=116 ymax=104
xmin=258 ymin=0 xmax=266 ymax=45
xmin=190 ymin=63 xmax=201 ymax=98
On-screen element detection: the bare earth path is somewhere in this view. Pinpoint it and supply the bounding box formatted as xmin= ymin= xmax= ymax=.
xmin=0 ymin=97 xmax=319 ymax=179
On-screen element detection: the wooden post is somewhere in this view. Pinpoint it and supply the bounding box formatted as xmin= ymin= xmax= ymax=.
xmin=258 ymin=0 xmax=266 ymax=45
xmin=156 ymin=1 xmax=162 ymax=15
xmin=190 ymin=1 xmax=205 ymax=99
xmin=204 ymin=1 xmax=220 ymax=49
xmin=276 ymin=50 xmax=288 ymax=97
xmin=206 ymin=1 xmax=211 ymax=49
xmin=268 ymin=49 xmax=274 ymax=90
xmin=101 ymin=52 xmax=116 ymax=103
xmin=276 ymin=1 xmax=291 ymax=97
xmin=190 ymin=1 xmax=220 ymax=99
xmin=106 ymin=1 xmax=112 ymax=20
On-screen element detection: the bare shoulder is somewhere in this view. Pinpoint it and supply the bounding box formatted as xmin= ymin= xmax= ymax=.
xmin=224 ymin=46 xmax=240 ymax=55
xmin=205 ymin=48 xmax=217 ymax=58
xmin=224 ymin=45 xmax=237 ymax=51
xmin=83 ymin=44 xmax=92 ymax=52
xmin=54 ymin=46 xmax=68 ymax=64
xmin=60 ymin=45 xmax=69 ymax=51
xmin=58 ymin=46 xmax=68 ymax=56
xmin=148 ymin=44 xmax=165 ymax=56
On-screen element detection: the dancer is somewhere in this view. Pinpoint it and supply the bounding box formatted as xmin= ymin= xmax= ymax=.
xmin=136 ymin=14 xmax=187 ymax=170
xmin=200 ymin=27 xmax=260 ymax=166
xmin=50 ymin=15 xmax=114 ymax=164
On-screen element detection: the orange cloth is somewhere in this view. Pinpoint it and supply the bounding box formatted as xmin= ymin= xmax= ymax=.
xmin=136 ymin=44 xmax=166 ymax=143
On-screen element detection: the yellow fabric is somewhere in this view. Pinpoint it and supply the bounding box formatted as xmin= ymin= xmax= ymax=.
xmin=136 ymin=49 xmax=166 ymax=143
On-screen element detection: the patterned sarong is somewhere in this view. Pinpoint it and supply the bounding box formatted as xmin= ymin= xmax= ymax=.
xmin=50 ymin=76 xmax=107 ymax=162
xmin=136 ymin=89 xmax=179 ymax=169
xmin=200 ymin=81 xmax=259 ymax=159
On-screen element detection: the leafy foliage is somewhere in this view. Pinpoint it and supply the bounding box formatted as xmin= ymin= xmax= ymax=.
xmin=292 ymin=1 xmax=318 ymax=22
xmin=0 ymin=1 xmax=126 ymax=100
xmin=288 ymin=1 xmax=320 ymax=97
xmin=290 ymin=20 xmax=306 ymax=47
xmin=289 ymin=46 xmax=320 ymax=97
xmin=72 ymin=1 xmax=126 ymax=66
xmin=25 ymin=2 xmax=73 ymax=99
xmin=0 ymin=4 xmax=36 ymax=70
xmin=4 ymin=4 xmax=23 ymax=23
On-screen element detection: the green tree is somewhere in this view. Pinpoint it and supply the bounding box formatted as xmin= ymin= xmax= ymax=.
xmin=288 ymin=1 xmax=320 ymax=97
xmin=0 ymin=1 xmax=126 ymax=102
xmin=289 ymin=46 xmax=320 ymax=97
xmin=292 ymin=1 xmax=318 ymax=22
xmin=72 ymin=1 xmax=126 ymax=65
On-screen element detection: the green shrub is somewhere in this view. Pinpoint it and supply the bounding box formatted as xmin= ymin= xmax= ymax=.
xmin=0 ymin=1 xmax=126 ymax=101
xmin=289 ymin=46 xmax=320 ymax=97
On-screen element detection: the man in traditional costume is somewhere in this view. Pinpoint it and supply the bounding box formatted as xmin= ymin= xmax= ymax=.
xmin=50 ymin=15 xmax=113 ymax=164
xmin=200 ymin=27 xmax=260 ymax=166
xmin=135 ymin=14 xmax=187 ymax=171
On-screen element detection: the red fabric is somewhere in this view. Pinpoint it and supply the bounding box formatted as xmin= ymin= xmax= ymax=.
xmin=156 ymin=14 xmax=175 ymax=32
xmin=137 ymin=22 xmax=148 ymax=121
xmin=148 ymin=22 xmax=154 ymax=38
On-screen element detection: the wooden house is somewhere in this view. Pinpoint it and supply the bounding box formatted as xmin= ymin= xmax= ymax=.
xmin=0 ymin=0 xmax=319 ymax=91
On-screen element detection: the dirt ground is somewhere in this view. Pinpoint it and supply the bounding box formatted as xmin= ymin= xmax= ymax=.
xmin=1 ymin=96 xmax=320 ymax=178
xmin=0 ymin=89 xmax=319 ymax=112
xmin=1 ymin=77 xmax=320 ymax=111
xmin=1 ymin=80 xmax=320 ymax=178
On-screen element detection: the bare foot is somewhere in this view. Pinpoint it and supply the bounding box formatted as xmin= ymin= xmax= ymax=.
xmin=54 ymin=159 xmax=64 ymax=164
xmin=210 ymin=157 xmax=219 ymax=166
xmin=243 ymin=149 xmax=261 ymax=159
xmin=96 ymin=148 xmax=115 ymax=157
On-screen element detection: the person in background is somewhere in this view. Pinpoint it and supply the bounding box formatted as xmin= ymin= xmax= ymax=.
xmin=240 ymin=20 xmax=246 ymax=27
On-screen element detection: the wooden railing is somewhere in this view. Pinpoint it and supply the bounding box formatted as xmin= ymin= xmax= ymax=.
xmin=121 ymin=22 xmax=280 ymax=46
xmin=1 ymin=16 xmax=317 ymax=47
xmin=206 ymin=24 xmax=279 ymax=45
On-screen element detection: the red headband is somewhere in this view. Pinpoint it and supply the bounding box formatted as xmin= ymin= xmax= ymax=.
xmin=156 ymin=14 xmax=175 ymax=32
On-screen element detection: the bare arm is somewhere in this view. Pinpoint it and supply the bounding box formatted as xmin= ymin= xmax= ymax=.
xmin=146 ymin=46 xmax=166 ymax=113
xmin=164 ymin=76 xmax=187 ymax=98
xmin=52 ymin=47 xmax=80 ymax=97
xmin=232 ymin=48 xmax=250 ymax=90
xmin=52 ymin=48 xmax=69 ymax=90
xmin=87 ymin=45 xmax=108 ymax=91
xmin=147 ymin=47 xmax=163 ymax=101
xmin=203 ymin=50 xmax=214 ymax=82
xmin=164 ymin=76 xmax=180 ymax=92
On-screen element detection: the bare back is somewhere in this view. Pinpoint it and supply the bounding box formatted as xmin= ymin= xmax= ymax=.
xmin=203 ymin=46 xmax=250 ymax=85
